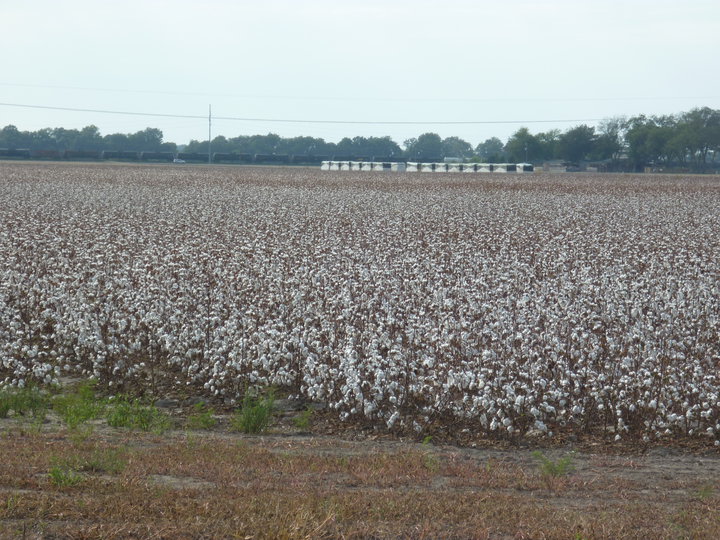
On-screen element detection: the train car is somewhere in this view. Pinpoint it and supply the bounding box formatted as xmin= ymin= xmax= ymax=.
xmin=28 ymin=149 xmax=59 ymax=159
xmin=63 ymin=150 xmax=102 ymax=160
xmin=212 ymin=152 xmax=241 ymax=163
xmin=2 ymin=148 xmax=31 ymax=158
xmin=119 ymin=151 xmax=141 ymax=160
xmin=290 ymin=154 xmax=327 ymax=165
xmin=177 ymin=152 xmax=209 ymax=162
xmin=140 ymin=151 xmax=174 ymax=162
xmin=101 ymin=150 xmax=120 ymax=160
xmin=254 ymin=154 xmax=290 ymax=164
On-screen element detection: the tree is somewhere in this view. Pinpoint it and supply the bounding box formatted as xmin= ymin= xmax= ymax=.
xmin=441 ymin=136 xmax=473 ymax=159
xmin=475 ymin=137 xmax=505 ymax=162
xmin=404 ymin=132 xmax=442 ymax=160
xmin=535 ymin=130 xmax=561 ymax=161
xmin=593 ymin=117 xmax=625 ymax=162
xmin=557 ymin=124 xmax=596 ymax=163
xmin=504 ymin=128 xmax=540 ymax=163
xmin=0 ymin=125 xmax=31 ymax=148
xmin=76 ymin=125 xmax=103 ymax=151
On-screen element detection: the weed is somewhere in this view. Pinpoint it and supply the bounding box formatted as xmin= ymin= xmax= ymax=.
xmin=106 ymin=397 xmax=171 ymax=433
xmin=69 ymin=425 xmax=95 ymax=445
xmin=230 ymin=389 xmax=275 ymax=434
xmin=186 ymin=403 xmax=217 ymax=430
xmin=80 ymin=448 xmax=127 ymax=474
xmin=695 ymin=484 xmax=715 ymax=500
xmin=48 ymin=461 xmax=83 ymax=487
xmin=53 ymin=380 xmax=105 ymax=429
xmin=0 ymin=386 xmax=49 ymax=419
xmin=531 ymin=451 xmax=576 ymax=477
xmin=422 ymin=451 xmax=440 ymax=472
xmin=421 ymin=435 xmax=433 ymax=446
xmin=292 ymin=407 xmax=314 ymax=430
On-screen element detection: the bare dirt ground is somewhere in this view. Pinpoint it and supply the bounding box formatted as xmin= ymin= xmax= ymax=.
xmin=1 ymin=404 xmax=719 ymax=539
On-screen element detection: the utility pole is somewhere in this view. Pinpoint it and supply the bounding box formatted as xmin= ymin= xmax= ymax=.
xmin=208 ymin=104 xmax=212 ymax=164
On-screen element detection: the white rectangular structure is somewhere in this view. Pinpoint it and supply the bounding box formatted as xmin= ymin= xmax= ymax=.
xmin=462 ymin=164 xmax=477 ymax=173
xmin=421 ymin=163 xmax=435 ymax=172
xmin=391 ymin=162 xmax=407 ymax=172
xmin=406 ymin=162 xmax=419 ymax=172
xmin=360 ymin=162 xmax=374 ymax=171
xmin=340 ymin=161 xmax=351 ymax=171
xmin=447 ymin=163 xmax=461 ymax=173
xmin=321 ymin=161 xmax=330 ymax=171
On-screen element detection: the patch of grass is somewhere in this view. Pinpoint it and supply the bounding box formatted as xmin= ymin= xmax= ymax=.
xmin=52 ymin=380 xmax=105 ymax=429
xmin=0 ymin=386 xmax=49 ymax=419
xmin=230 ymin=389 xmax=275 ymax=434
xmin=80 ymin=448 xmax=127 ymax=474
xmin=532 ymin=450 xmax=576 ymax=477
xmin=105 ymin=397 xmax=171 ymax=433
xmin=186 ymin=403 xmax=217 ymax=430
xmin=48 ymin=461 xmax=83 ymax=487
xmin=292 ymin=407 xmax=314 ymax=430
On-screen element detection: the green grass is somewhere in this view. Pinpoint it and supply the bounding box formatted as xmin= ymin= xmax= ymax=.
xmin=48 ymin=462 xmax=83 ymax=487
xmin=532 ymin=451 xmax=576 ymax=477
xmin=230 ymin=389 xmax=275 ymax=434
xmin=52 ymin=380 xmax=105 ymax=429
xmin=186 ymin=403 xmax=217 ymax=430
xmin=105 ymin=397 xmax=171 ymax=433
xmin=0 ymin=386 xmax=49 ymax=419
xmin=292 ymin=407 xmax=314 ymax=431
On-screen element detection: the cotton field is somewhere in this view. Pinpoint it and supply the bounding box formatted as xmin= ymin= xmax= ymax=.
xmin=1 ymin=163 xmax=719 ymax=442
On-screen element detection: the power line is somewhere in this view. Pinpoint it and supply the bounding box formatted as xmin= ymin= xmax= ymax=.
xmin=1 ymin=83 xmax=716 ymax=104
xmin=0 ymin=101 xmax=603 ymax=126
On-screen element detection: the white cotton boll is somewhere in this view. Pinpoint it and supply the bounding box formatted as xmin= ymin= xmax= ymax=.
xmin=614 ymin=434 xmax=621 ymax=442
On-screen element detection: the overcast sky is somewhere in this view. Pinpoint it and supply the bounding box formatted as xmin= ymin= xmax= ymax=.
xmin=1 ymin=0 xmax=719 ymax=148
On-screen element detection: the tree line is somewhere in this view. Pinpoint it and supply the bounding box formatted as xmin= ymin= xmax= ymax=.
xmin=2 ymin=107 xmax=718 ymax=170
xmin=0 ymin=125 xmax=176 ymax=152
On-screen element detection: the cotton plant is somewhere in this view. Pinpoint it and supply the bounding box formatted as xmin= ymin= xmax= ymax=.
xmin=0 ymin=165 xmax=719 ymax=443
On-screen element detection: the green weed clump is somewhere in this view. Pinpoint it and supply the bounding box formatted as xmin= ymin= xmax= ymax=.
xmin=231 ymin=390 xmax=275 ymax=434
xmin=105 ymin=397 xmax=171 ymax=433
xmin=52 ymin=379 xmax=105 ymax=429
xmin=292 ymin=407 xmax=314 ymax=431
xmin=187 ymin=403 xmax=217 ymax=430
xmin=48 ymin=461 xmax=83 ymax=487
xmin=532 ymin=451 xmax=576 ymax=477
xmin=0 ymin=386 xmax=49 ymax=419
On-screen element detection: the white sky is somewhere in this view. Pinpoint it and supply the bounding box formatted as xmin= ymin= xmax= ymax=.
xmin=1 ymin=0 xmax=719 ymax=148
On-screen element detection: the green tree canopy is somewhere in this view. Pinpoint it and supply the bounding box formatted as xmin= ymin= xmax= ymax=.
xmin=404 ymin=132 xmax=443 ymax=160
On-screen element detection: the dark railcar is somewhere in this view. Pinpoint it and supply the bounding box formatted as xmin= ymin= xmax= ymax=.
xmin=177 ymin=152 xmax=210 ymax=162
xmin=63 ymin=150 xmax=102 ymax=160
xmin=212 ymin=152 xmax=241 ymax=163
xmin=290 ymin=154 xmax=326 ymax=164
xmin=28 ymin=149 xmax=59 ymax=159
xmin=140 ymin=151 xmax=174 ymax=162
xmin=0 ymin=148 xmax=32 ymax=158
xmin=254 ymin=154 xmax=290 ymax=164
